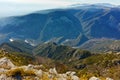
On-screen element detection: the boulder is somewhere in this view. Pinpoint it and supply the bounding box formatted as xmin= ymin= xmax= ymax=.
xmin=28 ymin=64 xmax=34 ymax=69
xmin=71 ymin=75 xmax=80 ymax=80
xmin=89 ymin=76 xmax=101 ymax=80
xmin=0 ymin=74 xmax=7 ymax=80
xmin=34 ymin=77 xmax=40 ymax=80
xmin=66 ymin=71 xmax=80 ymax=80
xmin=66 ymin=71 xmax=76 ymax=76
xmin=0 ymin=68 xmax=6 ymax=74
xmin=0 ymin=57 xmax=15 ymax=69
xmin=58 ymin=77 xmax=67 ymax=80
xmin=58 ymin=74 xmax=67 ymax=79
xmin=49 ymin=68 xmax=58 ymax=75
xmin=106 ymin=77 xmax=114 ymax=80
xmin=35 ymin=69 xmax=43 ymax=77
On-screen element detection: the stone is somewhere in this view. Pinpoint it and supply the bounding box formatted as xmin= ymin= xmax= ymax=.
xmin=66 ymin=71 xmax=76 ymax=76
xmin=0 ymin=74 xmax=7 ymax=80
xmin=28 ymin=64 xmax=34 ymax=69
xmin=35 ymin=69 xmax=43 ymax=77
xmin=89 ymin=76 xmax=101 ymax=80
xmin=71 ymin=75 xmax=80 ymax=80
xmin=106 ymin=77 xmax=114 ymax=80
xmin=0 ymin=57 xmax=15 ymax=69
xmin=0 ymin=68 xmax=6 ymax=74
xmin=49 ymin=68 xmax=57 ymax=75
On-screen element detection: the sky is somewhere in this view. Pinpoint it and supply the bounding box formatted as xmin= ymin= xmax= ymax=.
xmin=0 ymin=0 xmax=120 ymax=18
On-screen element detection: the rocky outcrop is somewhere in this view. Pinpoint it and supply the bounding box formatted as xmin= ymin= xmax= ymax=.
xmin=0 ymin=57 xmax=114 ymax=80
xmin=0 ymin=74 xmax=7 ymax=80
xmin=89 ymin=76 xmax=101 ymax=80
xmin=89 ymin=77 xmax=114 ymax=80
xmin=106 ymin=77 xmax=114 ymax=80
xmin=0 ymin=57 xmax=80 ymax=80
xmin=0 ymin=57 xmax=15 ymax=69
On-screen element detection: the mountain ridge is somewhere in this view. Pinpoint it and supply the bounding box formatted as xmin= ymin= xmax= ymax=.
xmin=0 ymin=4 xmax=120 ymax=47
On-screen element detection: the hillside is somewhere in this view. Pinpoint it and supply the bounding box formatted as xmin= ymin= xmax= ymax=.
xmin=0 ymin=43 xmax=120 ymax=79
xmin=33 ymin=42 xmax=92 ymax=62
xmin=0 ymin=40 xmax=34 ymax=54
xmin=0 ymin=4 xmax=120 ymax=46
xmin=0 ymin=41 xmax=92 ymax=63
xmin=80 ymin=38 xmax=120 ymax=53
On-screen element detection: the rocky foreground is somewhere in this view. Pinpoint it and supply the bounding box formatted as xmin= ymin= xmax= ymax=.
xmin=0 ymin=57 xmax=114 ymax=80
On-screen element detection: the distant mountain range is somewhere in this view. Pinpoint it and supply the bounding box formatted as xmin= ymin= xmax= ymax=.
xmin=0 ymin=41 xmax=91 ymax=60
xmin=1 ymin=38 xmax=120 ymax=55
xmin=80 ymin=38 xmax=120 ymax=53
xmin=0 ymin=40 xmax=33 ymax=54
xmin=0 ymin=4 xmax=120 ymax=48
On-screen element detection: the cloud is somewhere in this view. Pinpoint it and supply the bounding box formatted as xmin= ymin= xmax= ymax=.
xmin=0 ymin=0 xmax=74 ymax=17
xmin=0 ymin=0 xmax=73 ymax=13
xmin=0 ymin=0 xmax=120 ymax=18
xmin=0 ymin=0 xmax=72 ymax=6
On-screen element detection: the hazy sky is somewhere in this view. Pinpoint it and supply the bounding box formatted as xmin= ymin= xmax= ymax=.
xmin=0 ymin=0 xmax=120 ymax=18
